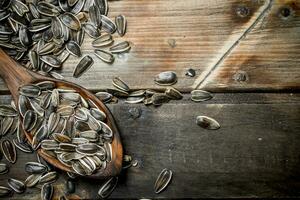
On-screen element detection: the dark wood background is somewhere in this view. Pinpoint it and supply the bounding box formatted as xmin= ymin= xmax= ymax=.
xmin=0 ymin=0 xmax=299 ymax=199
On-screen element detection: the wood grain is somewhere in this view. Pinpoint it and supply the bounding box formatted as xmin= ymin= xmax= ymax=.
xmin=200 ymin=0 xmax=300 ymax=91
xmin=0 ymin=93 xmax=299 ymax=199
xmin=0 ymin=0 xmax=292 ymax=92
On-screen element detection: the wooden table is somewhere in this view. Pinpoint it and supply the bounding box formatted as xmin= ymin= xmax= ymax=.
xmin=0 ymin=0 xmax=299 ymax=199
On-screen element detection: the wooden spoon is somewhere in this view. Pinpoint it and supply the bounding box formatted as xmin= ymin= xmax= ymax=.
xmin=0 ymin=49 xmax=123 ymax=179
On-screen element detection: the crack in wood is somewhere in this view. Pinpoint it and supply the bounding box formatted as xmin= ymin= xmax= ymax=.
xmin=194 ymin=0 xmax=274 ymax=90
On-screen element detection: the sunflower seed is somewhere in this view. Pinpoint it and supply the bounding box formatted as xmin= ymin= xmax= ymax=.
xmin=90 ymin=108 xmax=106 ymax=121
xmin=1 ymin=117 xmax=14 ymax=135
xmin=41 ymin=55 xmax=61 ymax=68
xmin=92 ymin=33 xmax=113 ymax=48
xmin=11 ymin=0 xmax=29 ymax=16
xmin=60 ymin=12 xmax=81 ymax=31
xmin=191 ymin=90 xmax=213 ymax=102
xmin=74 ymin=107 xmax=88 ymax=121
xmin=25 ymin=174 xmax=43 ymax=188
xmin=37 ymin=2 xmax=60 ymax=17
xmin=32 ymin=125 xmax=48 ymax=149
xmin=76 ymin=143 xmax=103 ymax=155
xmin=51 ymin=17 xmax=63 ymax=39
xmin=109 ymin=41 xmax=130 ymax=54
xmin=72 ymin=160 xmax=86 ymax=176
xmin=106 ymin=88 xmax=128 ymax=97
xmin=41 ymin=139 xmax=59 ymax=150
xmin=61 ymin=92 xmax=81 ymax=102
xmin=87 ymin=115 xmax=102 ymax=132
xmin=48 ymin=112 xmax=60 ymax=133
xmin=94 ymin=49 xmax=114 ymax=64
xmin=66 ymin=40 xmax=81 ymax=57
xmin=39 ymin=171 xmax=58 ymax=184
xmin=125 ymin=96 xmax=145 ymax=104
xmin=151 ymin=93 xmax=170 ymax=106
xmin=0 ymin=186 xmax=12 ymax=197
xmin=28 ymin=50 xmax=39 ymax=70
xmin=41 ymin=184 xmax=53 ymax=200
xmin=20 ymin=84 xmax=41 ymax=97
xmin=29 ymin=3 xmax=40 ymax=19
xmin=89 ymin=5 xmax=102 ymax=28
xmin=23 ymin=110 xmax=37 ymax=132
xmin=95 ymin=0 xmax=108 ymax=15
xmin=19 ymin=26 xmax=31 ymax=46
xmin=73 ymin=55 xmax=94 ymax=78
xmin=50 ymin=71 xmax=65 ymax=80
xmin=38 ymin=42 xmax=56 ymax=55
xmin=101 ymin=15 xmax=116 ymax=34
xmin=115 ymin=15 xmax=126 ymax=37
xmin=57 ymin=106 xmax=74 ymax=117
xmin=59 ymin=143 xmax=77 ymax=152
xmin=79 ymin=157 xmax=96 ymax=172
xmin=0 ymin=163 xmax=8 ymax=174
xmin=72 ymin=0 xmax=85 ymax=15
xmin=1 ymin=139 xmax=16 ymax=163
xmin=95 ymin=92 xmax=113 ymax=103
xmin=52 ymin=133 xmax=71 ymax=143
xmin=165 ymin=87 xmax=183 ymax=100
xmin=196 ymin=116 xmax=220 ymax=130
xmin=13 ymin=139 xmax=33 ymax=153
xmin=29 ymin=98 xmax=45 ymax=117
xmin=112 ymin=77 xmax=130 ymax=92
xmin=61 ymin=152 xmax=84 ymax=162
xmin=154 ymin=168 xmax=173 ymax=194
xmin=98 ymin=177 xmax=118 ymax=199
xmin=82 ymin=23 xmax=101 ymax=38
xmin=79 ymin=130 xmax=98 ymax=142
xmin=71 ymin=137 xmax=89 ymax=145
xmin=129 ymin=90 xmax=145 ymax=97
xmin=7 ymin=178 xmax=25 ymax=194
xmin=25 ymin=162 xmax=47 ymax=174
xmin=186 ymin=68 xmax=196 ymax=77
xmin=154 ymin=71 xmax=177 ymax=86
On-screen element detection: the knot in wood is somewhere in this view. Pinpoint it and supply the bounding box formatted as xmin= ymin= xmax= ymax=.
xmin=236 ymin=5 xmax=250 ymax=18
xmin=232 ymin=70 xmax=249 ymax=82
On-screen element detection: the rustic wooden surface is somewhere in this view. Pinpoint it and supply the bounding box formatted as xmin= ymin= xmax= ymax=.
xmin=0 ymin=93 xmax=299 ymax=199
xmin=0 ymin=0 xmax=299 ymax=199
xmin=0 ymin=0 xmax=298 ymax=92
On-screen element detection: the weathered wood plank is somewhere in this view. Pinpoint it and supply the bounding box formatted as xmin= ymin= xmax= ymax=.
xmin=196 ymin=0 xmax=300 ymax=91
xmin=0 ymin=93 xmax=299 ymax=199
xmin=0 ymin=0 xmax=282 ymax=92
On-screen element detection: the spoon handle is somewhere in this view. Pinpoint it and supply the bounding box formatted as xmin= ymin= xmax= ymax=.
xmin=0 ymin=49 xmax=36 ymax=100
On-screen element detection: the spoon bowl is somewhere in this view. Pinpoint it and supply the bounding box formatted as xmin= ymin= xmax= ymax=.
xmin=0 ymin=49 xmax=123 ymax=179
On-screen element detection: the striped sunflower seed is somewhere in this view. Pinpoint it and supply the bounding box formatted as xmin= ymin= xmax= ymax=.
xmin=1 ymin=139 xmax=16 ymax=163
xmin=191 ymin=90 xmax=213 ymax=102
xmin=41 ymin=183 xmax=53 ymax=200
xmin=92 ymin=33 xmax=113 ymax=48
xmin=73 ymin=55 xmax=94 ymax=78
xmin=109 ymin=41 xmax=131 ymax=54
xmin=98 ymin=177 xmax=118 ymax=199
xmin=94 ymin=49 xmax=114 ymax=64
xmin=115 ymin=15 xmax=127 ymax=37
xmin=7 ymin=178 xmax=25 ymax=194
xmin=154 ymin=168 xmax=173 ymax=194
xmin=196 ymin=116 xmax=220 ymax=130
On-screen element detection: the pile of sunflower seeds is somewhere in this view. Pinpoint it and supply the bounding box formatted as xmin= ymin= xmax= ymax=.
xmin=18 ymin=80 xmax=114 ymax=176
xmin=0 ymin=0 xmax=130 ymax=79
xmin=95 ymin=76 xmax=184 ymax=106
